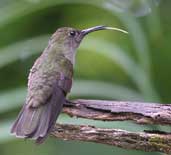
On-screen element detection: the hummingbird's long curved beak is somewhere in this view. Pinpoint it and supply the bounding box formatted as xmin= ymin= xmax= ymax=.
xmin=81 ymin=25 xmax=128 ymax=36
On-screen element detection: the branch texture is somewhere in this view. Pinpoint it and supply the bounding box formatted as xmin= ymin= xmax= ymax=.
xmin=51 ymin=99 xmax=171 ymax=153
xmin=63 ymin=99 xmax=171 ymax=125
xmin=51 ymin=124 xmax=171 ymax=154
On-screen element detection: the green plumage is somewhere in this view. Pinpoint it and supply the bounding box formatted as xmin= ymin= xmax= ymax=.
xmin=11 ymin=25 xmax=126 ymax=143
xmin=11 ymin=28 xmax=75 ymax=143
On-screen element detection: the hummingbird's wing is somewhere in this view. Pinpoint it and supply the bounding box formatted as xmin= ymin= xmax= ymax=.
xmin=26 ymin=71 xmax=72 ymax=108
xmin=25 ymin=55 xmax=73 ymax=108
xmin=11 ymin=64 xmax=73 ymax=143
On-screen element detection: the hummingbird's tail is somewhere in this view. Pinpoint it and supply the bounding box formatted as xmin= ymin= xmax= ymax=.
xmin=10 ymin=86 xmax=65 ymax=143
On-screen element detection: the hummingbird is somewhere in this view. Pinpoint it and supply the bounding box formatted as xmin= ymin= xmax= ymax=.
xmin=11 ymin=25 xmax=127 ymax=143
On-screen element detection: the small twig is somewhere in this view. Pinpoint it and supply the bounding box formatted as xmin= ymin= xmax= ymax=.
xmin=51 ymin=99 xmax=171 ymax=153
xmin=51 ymin=123 xmax=171 ymax=154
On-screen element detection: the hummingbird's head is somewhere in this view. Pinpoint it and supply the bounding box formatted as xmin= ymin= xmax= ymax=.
xmin=50 ymin=27 xmax=82 ymax=50
xmin=50 ymin=26 xmax=128 ymax=63
xmin=51 ymin=26 xmax=128 ymax=49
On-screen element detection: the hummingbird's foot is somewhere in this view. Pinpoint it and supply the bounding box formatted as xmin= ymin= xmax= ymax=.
xmin=65 ymin=99 xmax=76 ymax=106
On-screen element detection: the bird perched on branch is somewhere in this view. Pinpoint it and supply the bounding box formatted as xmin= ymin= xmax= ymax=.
xmin=11 ymin=25 xmax=127 ymax=143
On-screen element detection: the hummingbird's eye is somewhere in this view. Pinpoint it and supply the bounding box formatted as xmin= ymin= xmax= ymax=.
xmin=69 ymin=31 xmax=76 ymax=37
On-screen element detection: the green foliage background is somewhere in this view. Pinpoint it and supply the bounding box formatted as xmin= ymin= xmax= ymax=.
xmin=0 ymin=0 xmax=170 ymax=155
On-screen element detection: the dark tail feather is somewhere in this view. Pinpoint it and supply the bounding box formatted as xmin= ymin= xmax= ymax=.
xmin=10 ymin=86 xmax=65 ymax=143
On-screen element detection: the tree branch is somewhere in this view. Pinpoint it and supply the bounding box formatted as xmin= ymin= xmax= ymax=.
xmin=51 ymin=123 xmax=171 ymax=154
xmin=63 ymin=99 xmax=171 ymax=125
xmin=51 ymin=99 xmax=171 ymax=153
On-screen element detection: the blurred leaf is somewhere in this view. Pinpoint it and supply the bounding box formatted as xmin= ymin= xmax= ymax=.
xmin=0 ymin=35 xmax=49 ymax=68
xmin=102 ymin=0 xmax=160 ymax=17
xmin=0 ymin=120 xmax=12 ymax=143
xmin=0 ymin=0 xmax=160 ymax=28
xmin=81 ymin=36 xmax=160 ymax=101
xmin=0 ymin=87 xmax=26 ymax=113
xmin=117 ymin=15 xmax=151 ymax=73
xmin=71 ymin=80 xmax=143 ymax=100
